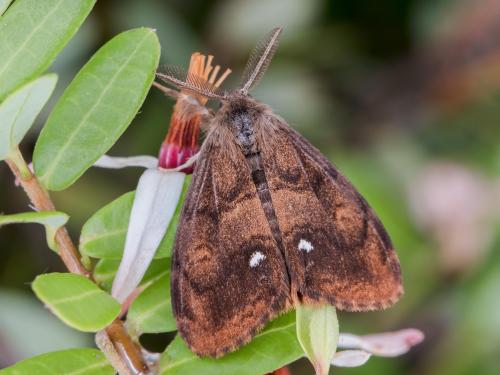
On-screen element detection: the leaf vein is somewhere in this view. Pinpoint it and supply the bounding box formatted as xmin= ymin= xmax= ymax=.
xmin=69 ymin=358 xmax=109 ymax=375
xmin=49 ymin=289 xmax=101 ymax=305
xmin=81 ymin=227 xmax=126 ymax=245
xmin=40 ymin=31 xmax=153 ymax=183
xmin=132 ymin=298 xmax=169 ymax=326
xmin=0 ymin=0 xmax=64 ymax=78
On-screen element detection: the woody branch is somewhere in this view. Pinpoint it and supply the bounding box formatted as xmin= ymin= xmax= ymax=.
xmin=5 ymin=150 xmax=148 ymax=375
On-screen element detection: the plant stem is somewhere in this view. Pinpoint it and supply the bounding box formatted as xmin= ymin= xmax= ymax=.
xmin=5 ymin=151 xmax=88 ymax=276
xmin=96 ymin=330 xmax=133 ymax=375
xmin=105 ymin=320 xmax=149 ymax=374
xmin=8 ymin=148 xmax=31 ymax=179
xmin=5 ymin=150 xmax=149 ymax=375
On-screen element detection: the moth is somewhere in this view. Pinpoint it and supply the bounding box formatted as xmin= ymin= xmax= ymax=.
xmin=157 ymin=27 xmax=403 ymax=358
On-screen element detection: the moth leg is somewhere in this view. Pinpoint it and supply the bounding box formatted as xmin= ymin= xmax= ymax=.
xmin=152 ymin=81 xmax=180 ymax=99
xmin=200 ymin=109 xmax=216 ymax=132
xmin=159 ymin=153 xmax=200 ymax=172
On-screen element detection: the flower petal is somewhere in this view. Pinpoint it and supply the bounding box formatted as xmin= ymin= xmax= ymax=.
xmin=94 ymin=155 xmax=158 ymax=169
xmin=338 ymin=329 xmax=424 ymax=357
xmin=331 ymin=350 xmax=371 ymax=367
xmin=111 ymin=169 xmax=185 ymax=303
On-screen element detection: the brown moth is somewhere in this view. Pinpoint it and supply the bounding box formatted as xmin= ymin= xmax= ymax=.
xmin=157 ymin=27 xmax=403 ymax=358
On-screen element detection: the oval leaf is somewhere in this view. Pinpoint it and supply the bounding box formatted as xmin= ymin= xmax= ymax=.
xmin=296 ymin=304 xmax=339 ymax=375
xmin=93 ymin=259 xmax=121 ymax=291
xmin=0 ymin=0 xmax=96 ymax=101
xmin=127 ymin=273 xmax=176 ymax=334
xmin=0 ymin=348 xmax=113 ymax=375
xmin=80 ymin=191 xmax=135 ymax=259
xmin=150 ymin=174 xmax=191 ymax=257
xmin=33 ymin=28 xmax=161 ymax=190
xmin=94 ymin=257 xmax=170 ymax=292
xmin=159 ymin=312 xmax=303 ymax=375
xmin=80 ymin=176 xmax=191 ymax=259
xmin=0 ymin=74 xmax=57 ymax=160
xmin=32 ymin=273 xmax=120 ymax=332
xmin=0 ymin=211 xmax=68 ymax=250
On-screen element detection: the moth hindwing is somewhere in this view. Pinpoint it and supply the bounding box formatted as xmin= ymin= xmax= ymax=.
xmin=171 ymin=28 xmax=403 ymax=358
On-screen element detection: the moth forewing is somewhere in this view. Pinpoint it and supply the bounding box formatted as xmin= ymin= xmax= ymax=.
xmin=171 ymin=132 xmax=291 ymax=358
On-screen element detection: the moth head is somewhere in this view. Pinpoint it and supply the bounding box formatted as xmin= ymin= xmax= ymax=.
xmin=155 ymin=27 xmax=283 ymax=103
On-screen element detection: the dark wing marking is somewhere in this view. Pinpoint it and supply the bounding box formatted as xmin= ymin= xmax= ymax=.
xmin=261 ymin=119 xmax=403 ymax=311
xmin=171 ymin=135 xmax=291 ymax=357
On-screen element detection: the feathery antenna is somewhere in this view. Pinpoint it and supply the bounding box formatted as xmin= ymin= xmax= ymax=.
xmin=240 ymin=27 xmax=283 ymax=94
xmin=156 ymin=53 xmax=231 ymax=102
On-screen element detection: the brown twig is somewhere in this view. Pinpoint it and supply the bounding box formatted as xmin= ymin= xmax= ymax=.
xmin=104 ymin=320 xmax=148 ymax=374
xmin=5 ymin=153 xmax=88 ymax=276
xmin=5 ymin=149 xmax=148 ymax=375
xmin=96 ymin=330 xmax=134 ymax=375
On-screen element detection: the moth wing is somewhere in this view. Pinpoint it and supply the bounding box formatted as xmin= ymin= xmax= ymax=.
xmin=171 ymin=136 xmax=291 ymax=357
xmin=262 ymin=120 xmax=403 ymax=311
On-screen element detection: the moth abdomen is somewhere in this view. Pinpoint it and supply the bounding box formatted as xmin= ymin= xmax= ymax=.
xmin=245 ymin=152 xmax=293 ymax=286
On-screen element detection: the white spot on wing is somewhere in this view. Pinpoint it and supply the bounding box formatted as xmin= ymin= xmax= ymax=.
xmin=249 ymin=251 xmax=266 ymax=268
xmin=298 ymin=239 xmax=314 ymax=253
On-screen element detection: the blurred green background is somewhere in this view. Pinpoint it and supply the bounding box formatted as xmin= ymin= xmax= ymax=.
xmin=2 ymin=0 xmax=500 ymax=373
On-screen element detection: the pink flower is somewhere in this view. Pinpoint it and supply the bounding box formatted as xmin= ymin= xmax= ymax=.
xmin=158 ymin=53 xmax=231 ymax=173
xmin=332 ymin=329 xmax=424 ymax=367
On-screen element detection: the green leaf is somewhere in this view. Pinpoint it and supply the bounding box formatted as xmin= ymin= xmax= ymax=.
xmin=32 ymin=273 xmax=120 ymax=332
xmin=0 ymin=0 xmax=96 ymax=101
xmin=0 ymin=348 xmax=113 ymax=375
xmin=0 ymin=0 xmax=13 ymax=16
xmin=159 ymin=312 xmax=303 ymax=375
xmin=296 ymin=304 xmax=338 ymax=375
xmin=33 ymin=28 xmax=161 ymax=190
xmin=94 ymin=257 xmax=170 ymax=291
xmin=128 ymin=273 xmax=176 ymax=334
xmin=93 ymin=259 xmax=121 ymax=291
xmin=0 ymin=211 xmax=68 ymax=250
xmin=80 ymin=176 xmax=190 ymax=259
xmin=159 ymin=174 xmax=191 ymax=257
xmin=0 ymin=74 xmax=57 ymax=160
xmin=80 ymin=191 xmax=135 ymax=259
